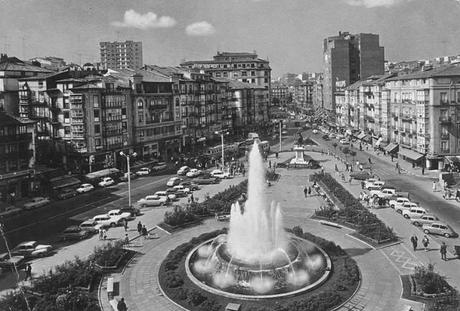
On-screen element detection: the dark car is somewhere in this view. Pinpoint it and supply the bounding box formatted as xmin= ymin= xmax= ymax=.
xmin=119 ymin=207 xmax=141 ymax=217
xmin=322 ymin=134 xmax=330 ymax=141
xmin=194 ymin=177 xmax=219 ymax=185
xmin=0 ymin=253 xmax=26 ymax=270
xmin=350 ymin=171 xmax=372 ymax=180
xmin=56 ymin=188 xmax=77 ymax=200
xmin=59 ymin=226 xmax=90 ymax=241
xmin=179 ymin=181 xmax=200 ymax=191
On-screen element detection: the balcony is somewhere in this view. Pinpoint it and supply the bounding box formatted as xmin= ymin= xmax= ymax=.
xmin=401 ymin=115 xmax=413 ymax=122
xmin=104 ymin=129 xmax=123 ymax=136
xmin=0 ymin=133 xmax=33 ymax=143
xmin=148 ymin=104 xmax=168 ymax=111
xmin=441 ymin=133 xmax=450 ymax=140
xmin=439 ymin=116 xmax=452 ymax=123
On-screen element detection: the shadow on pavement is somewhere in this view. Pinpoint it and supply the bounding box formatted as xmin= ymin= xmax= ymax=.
xmin=343 ymin=247 xmax=373 ymax=257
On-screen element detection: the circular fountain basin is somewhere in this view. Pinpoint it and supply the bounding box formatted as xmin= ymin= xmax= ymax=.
xmin=185 ymin=234 xmax=332 ymax=300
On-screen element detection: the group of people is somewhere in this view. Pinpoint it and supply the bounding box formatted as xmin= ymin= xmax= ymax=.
xmin=410 ymin=234 xmax=448 ymax=260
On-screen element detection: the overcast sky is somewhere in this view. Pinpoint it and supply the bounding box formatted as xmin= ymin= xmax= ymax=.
xmin=1 ymin=0 xmax=460 ymax=77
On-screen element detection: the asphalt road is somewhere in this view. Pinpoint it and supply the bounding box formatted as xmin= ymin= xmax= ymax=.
xmin=309 ymin=130 xmax=460 ymax=239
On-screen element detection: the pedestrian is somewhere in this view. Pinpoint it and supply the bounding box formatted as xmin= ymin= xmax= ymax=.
xmin=440 ymin=242 xmax=447 ymax=261
xmin=304 ymin=186 xmax=308 ymax=198
xmin=410 ymin=234 xmax=418 ymax=251
xmin=123 ymin=219 xmax=128 ymax=232
xmin=10 ymin=192 xmax=15 ymax=205
xmin=99 ymin=228 xmax=104 ymax=240
xmin=349 ymin=175 xmax=352 ymax=184
xmin=368 ymin=157 xmax=372 ymax=164
xmin=395 ymin=162 xmax=399 ymax=171
xmin=117 ymin=297 xmax=127 ymax=311
xmin=422 ymin=167 xmax=425 ymax=175
xmin=422 ymin=235 xmax=429 ymax=252
xmin=359 ymin=164 xmax=363 ymax=171
xmin=335 ymin=163 xmax=338 ymax=172
xmin=24 ymin=263 xmax=32 ymax=281
xmin=269 ymin=160 xmax=271 ymax=169
xmin=307 ymin=186 xmax=311 ymax=196
xmin=137 ymin=221 xmax=142 ymax=235
xmin=142 ymin=225 xmax=148 ymax=240
xmin=390 ymin=154 xmax=394 ymax=162
xmin=124 ymin=233 xmax=130 ymax=245
xmin=103 ymin=229 xmax=107 ymax=240
xmin=321 ymin=167 xmax=324 ymax=174
xmin=190 ymin=193 xmax=195 ymax=203
xmin=361 ymin=181 xmax=365 ymax=189
xmin=275 ymin=152 xmax=279 ymax=159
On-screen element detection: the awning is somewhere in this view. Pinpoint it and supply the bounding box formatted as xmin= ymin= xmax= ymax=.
xmin=445 ymin=156 xmax=460 ymax=165
xmin=50 ymin=176 xmax=81 ymax=190
xmin=385 ymin=143 xmax=399 ymax=153
xmin=398 ymin=148 xmax=424 ymax=161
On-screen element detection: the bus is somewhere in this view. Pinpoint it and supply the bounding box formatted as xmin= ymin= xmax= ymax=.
xmin=84 ymin=168 xmax=121 ymax=185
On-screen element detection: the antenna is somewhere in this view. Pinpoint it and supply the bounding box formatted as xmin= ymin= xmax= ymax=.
xmin=22 ymin=36 xmax=26 ymax=60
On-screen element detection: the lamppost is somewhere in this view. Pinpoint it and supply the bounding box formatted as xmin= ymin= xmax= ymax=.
xmin=119 ymin=151 xmax=137 ymax=208
xmin=215 ymin=130 xmax=229 ymax=170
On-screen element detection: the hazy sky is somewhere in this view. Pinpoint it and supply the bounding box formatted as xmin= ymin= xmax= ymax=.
xmin=1 ymin=0 xmax=460 ymax=77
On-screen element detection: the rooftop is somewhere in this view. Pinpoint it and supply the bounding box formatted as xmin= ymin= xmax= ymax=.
xmin=0 ymin=56 xmax=53 ymax=73
xmin=386 ymin=64 xmax=460 ymax=81
xmin=213 ymin=78 xmax=265 ymax=89
xmin=0 ymin=111 xmax=35 ymax=125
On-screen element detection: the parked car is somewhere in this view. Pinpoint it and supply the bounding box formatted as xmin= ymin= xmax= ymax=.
xmin=339 ymin=139 xmax=350 ymax=145
xmin=79 ymin=220 xmax=100 ymax=234
xmin=194 ymin=177 xmax=219 ymax=185
xmin=119 ymin=172 xmax=137 ymax=182
xmin=152 ymin=162 xmax=167 ymax=172
xmin=322 ymin=134 xmax=330 ymax=141
xmin=364 ymin=178 xmax=380 ymax=189
xmin=136 ymin=167 xmax=151 ymax=176
xmin=365 ymin=180 xmax=385 ymax=190
xmin=312 ymin=129 xmax=318 ymax=134
xmin=98 ymin=177 xmax=115 ymax=187
xmin=210 ymin=169 xmax=230 ymax=179
xmin=59 ymin=226 xmax=90 ymax=241
xmin=23 ymin=197 xmax=51 ymax=210
xmin=119 ymin=206 xmax=141 ymax=217
xmin=56 ymin=188 xmax=77 ymax=200
xmin=166 ymin=177 xmax=182 ymax=187
xmin=107 ymin=209 xmax=133 ymax=221
xmin=137 ymin=195 xmax=168 ymax=207
xmin=389 ymin=197 xmax=411 ymax=209
xmin=76 ymin=183 xmax=94 ymax=193
xmin=155 ymin=190 xmax=176 ymax=201
xmin=179 ymin=181 xmax=200 ymax=191
xmin=0 ymin=253 xmax=26 ymax=270
xmin=92 ymin=214 xmax=123 ymax=227
xmin=369 ymin=187 xmax=396 ymax=199
xmin=216 ymin=214 xmax=230 ymax=221
xmin=395 ymin=202 xmax=419 ymax=214
xmin=402 ymin=206 xmax=428 ymax=219
xmin=423 ymin=222 xmax=457 ymax=238
xmin=11 ymin=241 xmax=53 ymax=258
xmin=350 ymin=171 xmax=372 ymax=180
xmin=186 ymin=168 xmax=202 ymax=178
xmin=173 ymin=185 xmax=191 ymax=194
xmin=177 ymin=166 xmax=190 ymax=176
xmin=412 ymin=214 xmax=439 ymax=227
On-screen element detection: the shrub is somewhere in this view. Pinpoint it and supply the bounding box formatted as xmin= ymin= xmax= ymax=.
xmin=413 ymin=264 xmax=453 ymax=295
xmin=164 ymin=206 xmax=198 ymax=226
xmin=186 ymin=289 xmax=207 ymax=306
xmin=164 ymin=271 xmax=184 ymax=288
xmin=90 ymin=240 xmax=125 ymax=267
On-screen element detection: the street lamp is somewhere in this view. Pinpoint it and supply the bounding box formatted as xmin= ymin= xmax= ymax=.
xmin=215 ymin=130 xmax=229 ymax=170
xmin=119 ymin=151 xmax=137 ymax=208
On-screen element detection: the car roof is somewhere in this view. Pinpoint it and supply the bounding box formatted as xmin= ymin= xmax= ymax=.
xmin=94 ymin=214 xmax=109 ymax=218
xmin=109 ymin=209 xmax=120 ymax=212
xmin=81 ymin=219 xmax=96 ymax=225
xmin=155 ymin=191 xmax=166 ymax=194
xmin=145 ymin=195 xmax=159 ymax=199
xmin=17 ymin=241 xmax=37 ymax=246
xmin=81 ymin=183 xmax=92 ymax=186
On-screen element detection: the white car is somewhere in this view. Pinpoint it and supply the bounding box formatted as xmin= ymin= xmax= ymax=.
xmin=364 ymin=178 xmax=379 ymax=189
xmin=173 ymin=185 xmax=191 ymax=194
xmin=98 ymin=177 xmax=115 ymax=187
xmin=210 ymin=169 xmax=230 ymax=179
xmin=92 ymin=214 xmax=122 ymax=227
xmin=369 ymin=188 xmax=396 ymax=199
xmin=365 ymin=180 xmax=385 ymax=190
xmin=136 ymin=167 xmax=151 ymax=176
xmin=137 ymin=195 xmax=168 ymax=207
xmin=11 ymin=241 xmax=52 ymax=258
xmin=395 ymin=202 xmax=419 ymax=214
xmin=177 ymin=166 xmax=190 ymax=176
xmin=23 ymin=197 xmax=50 ymax=210
xmin=402 ymin=207 xmax=428 ymax=219
xmin=107 ymin=209 xmax=132 ymax=221
xmin=79 ymin=220 xmax=101 ymax=233
xmin=166 ymin=177 xmax=182 ymax=187
xmin=389 ymin=197 xmax=411 ymax=209
xmin=312 ymin=129 xmax=318 ymax=134
xmin=186 ymin=169 xmax=201 ymax=178
xmin=412 ymin=214 xmax=438 ymax=227
xmin=155 ymin=190 xmax=176 ymax=201
xmin=339 ymin=139 xmax=350 ymax=145
xmin=76 ymin=183 xmax=95 ymax=193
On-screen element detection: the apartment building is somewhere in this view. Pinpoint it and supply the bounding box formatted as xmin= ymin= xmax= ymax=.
xmin=271 ymin=83 xmax=290 ymax=106
xmin=0 ymin=112 xmax=36 ymax=201
xmin=100 ymin=40 xmax=143 ymax=70
xmin=323 ymin=32 xmax=384 ymax=119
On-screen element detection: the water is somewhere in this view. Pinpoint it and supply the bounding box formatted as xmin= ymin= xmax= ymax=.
xmin=227 ymin=142 xmax=288 ymax=264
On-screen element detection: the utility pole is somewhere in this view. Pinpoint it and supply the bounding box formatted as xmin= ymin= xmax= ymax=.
xmin=279 ymin=120 xmax=282 ymax=152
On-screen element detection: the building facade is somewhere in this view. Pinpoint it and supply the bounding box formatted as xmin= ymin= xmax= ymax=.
xmin=323 ymin=32 xmax=384 ymax=120
xmin=100 ymin=41 xmax=143 ymax=70
xmin=271 ymin=83 xmax=290 ymax=106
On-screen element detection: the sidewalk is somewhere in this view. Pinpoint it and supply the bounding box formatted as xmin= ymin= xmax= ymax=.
xmin=311 ymin=151 xmax=460 ymax=292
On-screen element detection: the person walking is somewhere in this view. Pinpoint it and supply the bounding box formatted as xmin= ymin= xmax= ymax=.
xmin=117 ymin=297 xmax=127 ymax=311
xmin=102 ymin=229 xmax=107 ymax=240
xmin=432 ymin=181 xmax=437 ymax=192
xmin=361 ymin=181 xmax=365 ymax=189
xmin=24 ymin=264 xmax=32 ymax=281
xmin=98 ymin=228 xmax=104 ymax=240
xmin=190 ymin=193 xmax=195 ymax=203
xmin=440 ymin=242 xmax=447 ymax=261
xmin=307 ymin=186 xmax=311 ymax=197
xmin=422 ymin=167 xmax=425 ymax=175
xmin=137 ymin=221 xmax=142 ymax=235
xmin=303 ymin=186 xmax=308 ymax=198
xmin=123 ymin=219 xmax=128 ymax=232
xmin=395 ymin=162 xmax=399 ymax=171
xmin=124 ymin=233 xmax=130 ymax=246
xmin=142 ymin=225 xmax=148 ymax=240
xmin=422 ymin=235 xmax=429 ymax=252
xmin=410 ymin=235 xmax=418 ymax=251
xmin=368 ymin=157 xmax=372 ymax=164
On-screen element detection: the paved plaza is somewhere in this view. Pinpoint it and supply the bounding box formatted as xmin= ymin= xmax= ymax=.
xmin=96 ymin=148 xmax=460 ymax=311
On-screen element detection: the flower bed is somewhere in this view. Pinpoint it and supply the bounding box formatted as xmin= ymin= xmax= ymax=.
xmin=158 ymin=227 xmax=360 ymax=311
xmin=311 ymin=173 xmax=396 ymax=244
xmin=162 ymin=181 xmax=247 ymax=228
xmin=90 ymin=240 xmax=129 ymax=270
xmin=411 ymin=264 xmax=454 ymax=297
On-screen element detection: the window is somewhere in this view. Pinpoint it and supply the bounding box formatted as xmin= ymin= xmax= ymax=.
xmin=93 ymin=95 xmax=99 ymax=108
xmin=94 ymin=109 xmax=100 ymax=122
xmin=94 ymin=124 xmax=100 ymax=134
xmin=251 ymin=71 xmax=255 ymax=76
xmin=441 ymin=141 xmax=449 ymax=152
xmin=64 ymin=126 xmax=71 ymax=135
xmin=457 ymin=91 xmax=460 ymax=103
xmin=137 ymin=99 xmax=144 ymax=109
xmin=64 ymin=111 xmax=70 ymax=123
xmin=95 ymin=138 xmax=101 ymax=147
xmin=440 ymin=92 xmax=448 ymax=104
xmin=264 ymin=78 xmax=268 ymax=83
xmin=138 ymin=111 xmax=144 ymax=123
xmin=242 ymin=71 xmax=247 ymax=77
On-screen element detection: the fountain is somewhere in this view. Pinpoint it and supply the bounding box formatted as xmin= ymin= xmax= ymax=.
xmin=186 ymin=141 xmax=331 ymax=299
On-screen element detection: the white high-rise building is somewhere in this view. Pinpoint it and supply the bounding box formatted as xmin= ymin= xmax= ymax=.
xmin=99 ymin=40 xmax=143 ymax=70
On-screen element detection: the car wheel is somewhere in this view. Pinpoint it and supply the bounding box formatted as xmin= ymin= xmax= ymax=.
xmin=444 ymin=233 xmax=451 ymax=238
xmin=396 ymin=209 xmax=402 ymax=214
xmin=413 ymin=221 xmax=420 ymax=226
xmin=111 ymin=222 xmax=117 ymax=227
xmin=390 ymin=204 xmax=395 ymax=209
xmin=403 ymin=214 xmax=409 ymax=219
xmin=423 ymin=229 xmax=430 ymax=234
